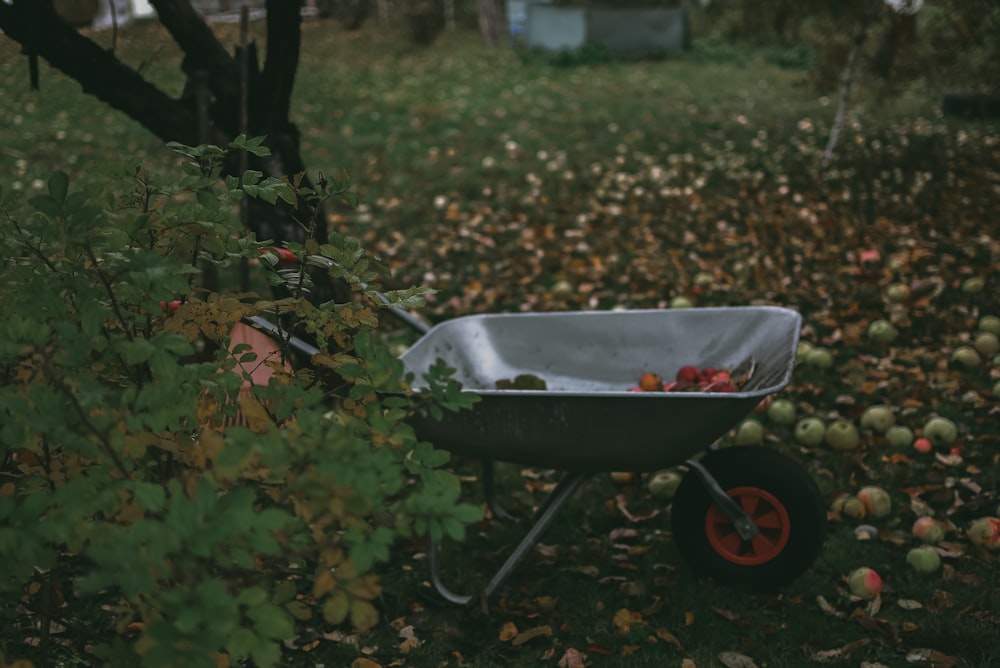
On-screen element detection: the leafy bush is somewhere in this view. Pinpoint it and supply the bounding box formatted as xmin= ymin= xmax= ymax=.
xmin=0 ymin=138 xmax=480 ymax=667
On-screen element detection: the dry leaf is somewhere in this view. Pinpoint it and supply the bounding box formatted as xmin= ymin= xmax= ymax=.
xmin=612 ymin=608 xmax=644 ymax=634
xmin=511 ymin=624 xmax=552 ymax=646
xmin=718 ymin=651 xmax=759 ymax=668
xmin=498 ymin=621 xmax=518 ymax=641
xmin=558 ymin=648 xmax=588 ymax=668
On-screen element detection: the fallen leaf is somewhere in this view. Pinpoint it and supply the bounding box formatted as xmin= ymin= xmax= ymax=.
xmin=613 ymin=608 xmax=644 ymax=634
xmin=808 ymin=638 xmax=871 ymax=662
xmin=654 ymin=627 xmax=685 ymax=650
xmin=718 ymin=650 xmax=759 ymax=668
xmin=350 ymin=659 xmax=381 ymax=668
xmin=498 ymin=621 xmax=518 ymax=641
xmin=511 ymin=624 xmax=552 ymax=646
xmin=906 ymin=648 xmax=960 ymax=666
xmin=558 ymin=648 xmax=588 ymax=668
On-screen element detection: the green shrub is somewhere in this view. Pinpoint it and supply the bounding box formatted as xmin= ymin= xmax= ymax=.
xmin=0 ymin=138 xmax=480 ymax=667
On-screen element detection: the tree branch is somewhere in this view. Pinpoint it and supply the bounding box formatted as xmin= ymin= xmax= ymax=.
xmin=0 ymin=1 xmax=222 ymax=146
xmin=147 ymin=0 xmax=243 ymax=133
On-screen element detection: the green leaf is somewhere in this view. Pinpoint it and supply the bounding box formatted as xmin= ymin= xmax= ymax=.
xmin=48 ymin=170 xmax=69 ymax=203
xmin=225 ymin=627 xmax=258 ymax=658
xmin=237 ymin=586 xmax=270 ymax=607
xmin=250 ymin=638 xmax=281 ymax=668
xmin=246 ymin=603 xmax=294 ymax=640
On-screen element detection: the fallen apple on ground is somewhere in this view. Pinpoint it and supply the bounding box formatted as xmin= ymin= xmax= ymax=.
xmin=974 ymin=331 xmax=999 ymax=357
xmin=922 ymin=416 xmax=958 ymax=447
xmin=766 ymin=398 xmax=797 ymax=424
xmin=795 ymin=417 xmax=826 ymax=447
xmin=825 ymin=419 xmax=861 ymax=451
xmin=848 ymin=567 xmax=883 ymax=599
xmin=906 ymin=546 xmax=941 ymax=573
xmin=912 ymin=516 xmax=945 ymax=544
xmin=734 ymin=419 xmax=765 ymax=446
xmin=950 ymin=345 xmax=982 ymax=369
xmin=867 ymin=319 xmax=898 ymax=344
xmin=857 ymin=486 xmax=892 ymax=518
xmin=647 ymin=470 xmax=683 ymax=499
xmin=860 ymin=405 xmax=895 ymax=433
xmin=967 ymin=517 xmax=1000 ymax=550
xmin=807 ymin=347 xmax=835 ymax=369
xmin=885 ymin=425 xmax=914 ymax=448
xmin=979 ymin=315 xmax=1000 ymax=336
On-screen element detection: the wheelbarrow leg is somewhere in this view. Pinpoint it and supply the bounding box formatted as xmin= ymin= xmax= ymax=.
xmin=482 ymin=459 xmax=515 ymax=521
xmin=428 ymin=471 xmax=590 ymax=606
xmin=685 ymin=458 xmax=759 ymax=541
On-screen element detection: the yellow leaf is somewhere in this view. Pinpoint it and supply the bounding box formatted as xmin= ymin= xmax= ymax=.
xmin=312 ymin=570 xmax=337 ymax=599
xmin=613 ymin=608 xmax=644 ymax=634
xmin=346 ymin=574 xmax=382 ymax=601
xmin=350 ymin=659 xmax=381 ymax=668
xmin=498 ymin=621 xmax=518 ymax=641
xmin=238 ymin=394 xmax=273 ymax=433
xmin=511 ymin=625 xmax=552 ymax=646
xmin=349 ymin=599 xmax=379 ymax=633
xmin=655 ymin=627 xmax=684 ymax=650
xmin=322 ymin=590 xmax=350 ymax=626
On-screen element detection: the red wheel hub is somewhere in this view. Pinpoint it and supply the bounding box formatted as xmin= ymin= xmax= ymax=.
xmin=705 ymin=486 xmax=791 ymax=566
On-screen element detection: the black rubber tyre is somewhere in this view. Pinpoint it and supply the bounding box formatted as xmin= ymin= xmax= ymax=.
xmin=671 ymin=446 xmax=825 ymax=588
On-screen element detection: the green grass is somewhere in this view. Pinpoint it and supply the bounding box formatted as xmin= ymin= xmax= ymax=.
xmin=3 ymin=17 xmax=999 ymax=668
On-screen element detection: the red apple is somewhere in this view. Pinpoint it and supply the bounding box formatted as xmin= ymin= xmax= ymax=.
xmin=847 ymin=567 xmax=883 ymax=599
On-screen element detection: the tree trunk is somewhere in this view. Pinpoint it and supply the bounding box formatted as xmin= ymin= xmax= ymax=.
xmin=478 ymin=0 xmax=504 ymax=47
xmin=0 ymin=0 xmax=347 ymax=304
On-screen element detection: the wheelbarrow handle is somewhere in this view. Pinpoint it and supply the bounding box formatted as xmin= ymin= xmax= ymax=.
xmin=261 ymin=247 xmax=431 ymax=336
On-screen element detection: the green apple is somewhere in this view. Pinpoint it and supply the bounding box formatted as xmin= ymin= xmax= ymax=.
xmin=807 ymin=347 xmax=835 ymax=369
xmin=860 ymin=405 xmax=895 ymax=433
xmin=979 ymin=315 xmax=1000 ymax=336
xmin=974 ymin=332 xmax=999 ymax=357
xmin=857 ymin=486 xmax=892 ymax=518
xmin=795 ymin=417 xmax=826 ymax=447
xmin=796 ymin=341 xmax=814 ymax=365
xmin=841 ymin=496 xmax=867 ymax=520
xmin=767 ymin=399 xmax=797 ymax=425
xmin=867 ymin=319 xmax=898 ymax=344
xmin=670 ymin=296 xmax=693 ymax=309
xmin=922 ymin=416 xmax=958 ymax=447
xmin=906 ymin=545 xmax=941 ymax=573
xmin=961 ymin=277 xmax=985 ymax=294
xmin=693 ymin=271 xmax=714 ymax=287
xmin=647 ymin=470 xmax=683 ymax=499
xmin=734 ymin=419 xmax=765 ymax=446
xmin=551 ymin=280 xmax=574 ymax=299
xmin=825 ymin=419 xmax=860 ymax=451
xmin=951 ymin=345 xmax=982 ymax=369
xmin=884 ymin=283 xmax=910 ymax=303
xmin=885 ymin=425 xmax=914 ymax=448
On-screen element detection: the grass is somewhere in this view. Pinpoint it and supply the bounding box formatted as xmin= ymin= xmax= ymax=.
xmin=3 ymin=16 xmax=1000 ymax=668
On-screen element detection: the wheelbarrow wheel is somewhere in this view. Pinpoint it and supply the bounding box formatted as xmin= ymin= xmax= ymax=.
xmin=671 ymin=446 xmax=825 ymax=588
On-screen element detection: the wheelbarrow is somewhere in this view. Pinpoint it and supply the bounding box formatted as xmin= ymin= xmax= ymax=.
xmin=238 ymin=255 xmax=825 ymax=604
xmin=390 ymin=305 xmax=826 ymax=605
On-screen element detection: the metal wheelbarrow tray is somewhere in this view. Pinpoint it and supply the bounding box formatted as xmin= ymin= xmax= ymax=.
xmin=400 ymin=306 xmax=800 ymax=472
xmin=397 ymin=306 xmax=826 ymax=604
